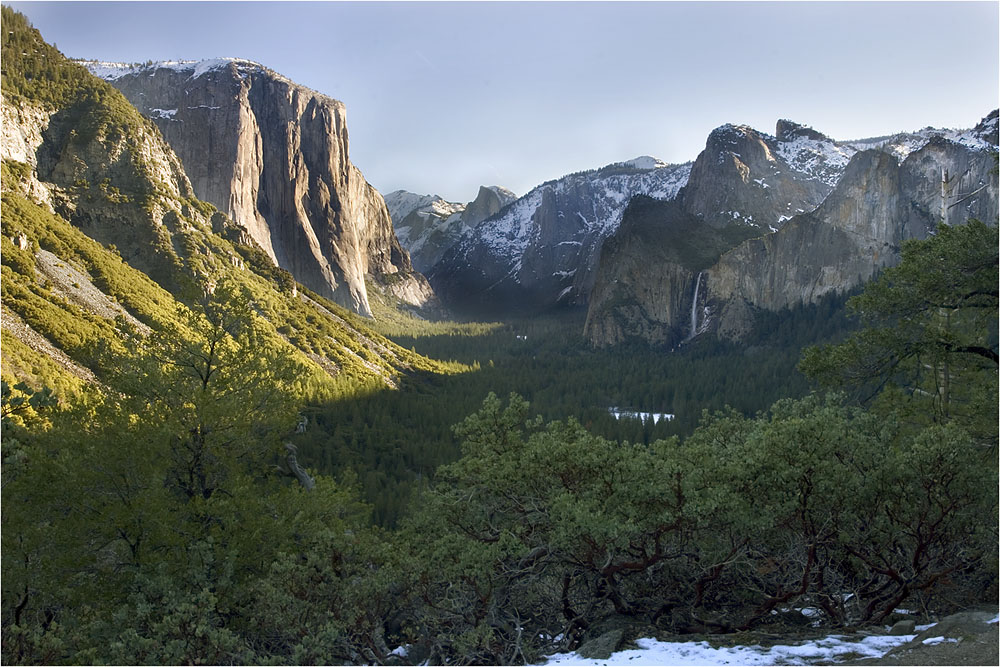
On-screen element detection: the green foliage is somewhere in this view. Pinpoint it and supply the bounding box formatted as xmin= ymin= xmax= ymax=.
xmin=1 ymin=287 xmax=397 ymax=665
xmin=1 ymin=7 xmax=103 ymax=109
xmin=0 ymin=181 xmax=459 ymax=404
xmin=1 ymin=379 xmax=56 ymax=425
xmin=0 ymin=332 xmax=88 ymax=403
xmin=97 ymin=281 xmax=303 ymax=502
xmin=2 ymin=159 xmax=33 ymax=185
xmin=394 ymin=391 xmax=996 ymax=662
xmin=1 ymin=379 xmax=57 ymax=493
xmin=3 ymin=10 xmax=993 ymax=664
xmin=2 ymin=187 xmax=183 ymax=329
xmin=801 ymin=220 xmax=998 ymax=443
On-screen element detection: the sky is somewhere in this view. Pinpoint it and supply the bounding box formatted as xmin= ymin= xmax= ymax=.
xmin=8 ymin=1 xmax=1000 ymax=202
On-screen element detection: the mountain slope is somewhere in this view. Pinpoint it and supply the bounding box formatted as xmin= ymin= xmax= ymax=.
xmin=706 ymin=115 xmax=999 ymax=334
xmin=84 ymin=57 xmax=431 ymax=318
xmin=430 ymin=158 xmax=692 ymax=314
xmin=583 ymin=196 xmax=760 ymax=346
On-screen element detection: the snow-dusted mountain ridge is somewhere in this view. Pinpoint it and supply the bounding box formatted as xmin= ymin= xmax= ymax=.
xmin=82 ymin=58 xmax=332 ymax=101
xmin=428 ymin=156 xmax=692 ymax=313
xmin=429 ymin=114 xmax=997 ymax=317
xmin=385 ymin=185 xmax=517 ymax=273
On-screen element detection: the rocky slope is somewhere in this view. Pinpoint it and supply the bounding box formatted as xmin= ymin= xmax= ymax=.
xmin=85 ymin=58 xmax=430 ymax=317
xmin=2 ymin=75 xmax=199 ymax=292
xmin=585 ymin=112 xmax=999 ymax=346
xmin=385 ymin=184 xmax=516 ymax=273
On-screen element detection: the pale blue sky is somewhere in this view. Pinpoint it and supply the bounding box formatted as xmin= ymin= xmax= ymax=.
xmin=9 ymin=1 xmax=1000 ymax=202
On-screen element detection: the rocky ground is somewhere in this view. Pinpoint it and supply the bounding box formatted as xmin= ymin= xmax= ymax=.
xmin=841 ymin=607 xmax=998 ymax=666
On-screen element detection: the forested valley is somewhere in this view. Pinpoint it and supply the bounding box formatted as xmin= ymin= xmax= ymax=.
xmin=5 ymin=220 xmax=996 ymax=665
xmin=300 ymin=288 xmax=858 ymax=526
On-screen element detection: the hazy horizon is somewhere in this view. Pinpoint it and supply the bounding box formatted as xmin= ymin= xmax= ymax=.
xmin=9 ymin=1 xmax=999 ymax=202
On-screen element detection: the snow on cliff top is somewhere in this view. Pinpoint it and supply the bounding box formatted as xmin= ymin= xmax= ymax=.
xmin=81 ymin=58 xmax=343 ymax=107
xmin=82 ymin=58 xmax=264 ymax=81
xmin=775 ymin=134 xmax=857 ymax=188
xmin=844 ymin=116 xmax=998 ymax=162
xmin=473 ymin=161 xmax=691 ymax=261
xmin=486 ymin=185 xmax=518 ymax=200
xmin=383 ymin=190 xmax=466 ymax=227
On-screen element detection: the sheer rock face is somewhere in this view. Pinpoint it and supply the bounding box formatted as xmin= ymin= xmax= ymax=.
xmin=583 ymin=196 xmax=756 ymax=348
xmin=432 ymin=120 xmax=846 ymax=317
xmin=94 ymin=60 xmax=421 ymax=317
xmin=585 ymin=112 xmax=999 ymax=346
xmin=584 ymin=199 xmax=707 ymax=347
xmin=707 ymin=129 xmax=998 ymax=336
xmin=463 ymin=185 xmax=518 ymax=227
xmin=1 ymin=97 xmax=57 ymax=209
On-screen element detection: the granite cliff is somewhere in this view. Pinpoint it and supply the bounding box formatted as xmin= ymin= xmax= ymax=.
xmin=2 ymin=8 xmax=441 ymax=397
xmin=680 ymin=122 xmax=837 ymax=230
xmin=87 ymin=59 xmax=430 ymax=317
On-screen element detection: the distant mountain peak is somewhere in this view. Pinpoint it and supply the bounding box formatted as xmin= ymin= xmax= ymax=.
xmin=483 ymin=184 xmax=518 ymax=200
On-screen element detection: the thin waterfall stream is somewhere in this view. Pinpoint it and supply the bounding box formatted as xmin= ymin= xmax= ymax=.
xmin=688 ymin=271 xmax=703 ymax=340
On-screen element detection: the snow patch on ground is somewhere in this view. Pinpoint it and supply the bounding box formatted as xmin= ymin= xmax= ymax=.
xmin=149 ymin=108 xmax=177 ymax=120
xmin=921 ymin=636 xmax=959 ymax=646
xmin=541 ymin=632 xmax=919 ymax=666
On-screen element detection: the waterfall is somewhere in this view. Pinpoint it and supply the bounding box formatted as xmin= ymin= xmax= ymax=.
xmin=688 ymin=272 xmax=703 ymax=340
